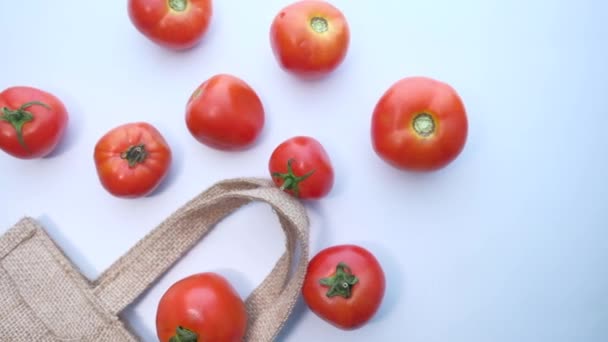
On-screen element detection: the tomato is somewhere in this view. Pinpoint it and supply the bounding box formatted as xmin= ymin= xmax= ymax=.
xmin=371 ymin=76 xmax=468 ymax=171
xmin=156 ymin=273 xmax=247 ymax=342
xmin=185 ymin=74 xmax=265 ymax=151
xmin=302 ymin=245 xmax=386 ymax=330
xmin=93 ymin=122 xmax=172 ymax=198
xmin=128 ymin=0 xmax=212 ymax=50
xmin=0 ymin=86 xmax=68 ymax=159
xmin=270 ymin=0 xmax=350 ymax=79
xmin=268 ymin=136 xmax=334 ymax=199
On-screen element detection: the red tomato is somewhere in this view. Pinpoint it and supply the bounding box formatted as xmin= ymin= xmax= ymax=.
xmin=185 ymin=74 xmax=265 ymax=151
xmin=93 ymin=122 xmax=172 ymax=198
xmin=156 ymin=273 xmax=248 ymax=342
xmin=268 ymin=136 xmax=334 ymax=199
xmin=0 ymin=86 xmax=68 ymax=159
xmin=128 ymin=0 xmax=212 ymax=50
xmin=371 ymin=76 xmax=468 ymax=171
xmin=302 ymin=245 xmax=386 ymax=330
xmin=270 ymin=0 xmax=350 ymax=79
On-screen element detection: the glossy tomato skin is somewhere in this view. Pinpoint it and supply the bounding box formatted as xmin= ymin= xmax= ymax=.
xmin=270 ymin=0 xmax=350 ymax=79
xmin=185 ymin=74 xmax=265 ymax=151
xmin=0 ymin=86 xmax=68 ymax=159
xmin=371 ymin=76 xmax=468 ymax=172
xmin=268 ymin=136 xmax=334 ymax=199
xmin=156 ymin=273 xmax=247 ymax=342
xmin=128 ymin=0 xmax=212 ymax=50
xmin=94 ymin=122 xmax=172 ymax=198
xmin=302 ymin=245 xmax=386 ymax=330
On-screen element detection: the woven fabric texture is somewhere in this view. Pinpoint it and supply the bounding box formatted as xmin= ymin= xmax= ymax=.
xmin=0 ymin=177 xmax=310 ymax=342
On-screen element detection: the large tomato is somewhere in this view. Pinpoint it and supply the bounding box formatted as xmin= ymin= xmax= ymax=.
xmin=302 ymin=245 xmax=386 ymax=330
xmin=371 ymin=76 xmax=468 ymax=171
xmin=268 ymin=136 xmax=334 ymax=199
xmin=128 ymin=0 xmax=212 ymax=50
xmin=93 ymin=122 xmax=172 ymax=198
xmin=0 ymin=86 xmax=68 ymax=159
xmin=156 ymin=273 xmax=248 ymax=342
xmin=185 ymin=74 xmax=265 ymax=151
xmin=270 ymin=0 xmax=350 ymax=79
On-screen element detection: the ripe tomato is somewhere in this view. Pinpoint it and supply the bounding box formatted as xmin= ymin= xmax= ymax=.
xmin=128 ymin=0 xmax=212 ymax=50
xmin=93 ymin=122 xmax=172 ymax=198
xmin=156 ymin=273 xmax=247 ymax=342
xmin=185 ymin=74 xmax=265 ymax=151
xmin=371 ymin=76 xmax=468 ymax=171
xmin=0 ymin=86 xmax=68 ymax=159
xmin=302 ymin=245 xmax=386 ymax=330
xmin=268 ymin=136 xmax=334 ymax=199
xmin=270 ymin=0 xmax=350 ymax=79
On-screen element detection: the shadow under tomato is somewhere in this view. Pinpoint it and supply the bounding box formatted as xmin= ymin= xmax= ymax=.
xmin=129 ymin=11 xmax=217 ymax=63
xmin=43 ymin=91 xmax=85 ymax=159
xmin=350 ymin=240 xmax=404 ymax=325
xmin=146 ymin=130 xmax=185 ymax=198
xmin=276 ymin=48 xmax=353 ymax=86
xmin=367 ymin=148 xmax=458 ymax=193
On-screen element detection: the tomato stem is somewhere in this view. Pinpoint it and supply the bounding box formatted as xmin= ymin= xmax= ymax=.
xmin=120 ymin=144 xmax=148 ymax=168
xmin=168 ymin=0 xmax=187 ymax=12
xmin=412 ymin=112 xmax=435 ymax=137
xmin=319 ymin=262 xmax=359 ymax=298
xmin=271 ymin=158 xmax=315 ymax=197
xmin=310 ymin=17 xmax=329 ymax=33
xmin=0 ymin=101 xmax=51 ymax=151
xmin=169 ymin=326 xmax=198 ymax=342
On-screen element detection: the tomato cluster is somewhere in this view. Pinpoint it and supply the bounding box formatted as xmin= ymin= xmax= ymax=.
xmin=1 ymin=0 xmax=471 ymax=340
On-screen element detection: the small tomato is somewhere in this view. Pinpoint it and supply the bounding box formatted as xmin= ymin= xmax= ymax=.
xmin=128 ymin=0 xmax=212 ymax=50
xmin=269 ymin=136 xmax=334 ymax=199
xmin=371 ymin=76 xmax=468 ymax=171
xmin=302 ymin=245 xmax=386 ymax=330
xmin=0 ymin=86 xmax=68 ymax=159
xmin=185 ymin=74 xmax=265 ymax=151
xmin=156 ymin=273 xmax=248 ymax=342
xmin=270 ymin=0 xmax=350 ymax=79
xmin=93 ymin=122 xmax=172 ymax=198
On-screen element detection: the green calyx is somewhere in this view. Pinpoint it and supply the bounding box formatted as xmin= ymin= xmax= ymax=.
xmin=0 ymin=101 xmax=51 ymax=151
xmin=169 ymin=326 xmax=198 ymax=342
xmin=310 ymin=17 xmax=329 ymax=33
xmin=120 ymin=144 xmax=148 ymax=167
xmin=412 ymin=112 xmax=435 ymax=137
xmin=319 ymin=262 xmax=359 ymax=298
xmin=271 ymin=158 xmax=315 ymax=197
xmin=168 ymin=0 xmax=188 ymax=12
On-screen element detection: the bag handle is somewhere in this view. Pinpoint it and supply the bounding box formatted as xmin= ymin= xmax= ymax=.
xmin=93 ymin=177 xmax=310 ymax=341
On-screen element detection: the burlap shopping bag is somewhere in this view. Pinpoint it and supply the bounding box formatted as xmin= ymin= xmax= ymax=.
xmin=0 ymin=177 xmax=309 ymax=341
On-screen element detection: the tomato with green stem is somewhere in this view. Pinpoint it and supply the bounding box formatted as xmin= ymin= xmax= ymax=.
xmin=93 ymin=122 xmax=172 ymax=198
xmin=156 ymin=273 xmax=248 ymax=342
xmin=270 ymin=0 xmax=350 ymax=79
xmin=302 ymin=245 xmax=386 ymax=330
xmin=128 ymin=0 xmax=212 ymax=50
xmin=268 ymin=136 xmax=334 ymax=199
xmin=371 ymin=76 xmax=468 ymax=171
xmin=0 ymin=86 xmax=68 ymax=159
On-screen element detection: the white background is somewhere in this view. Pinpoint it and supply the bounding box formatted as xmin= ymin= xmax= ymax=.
xmin=1 ymin=0 xmax=607 ymax=341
